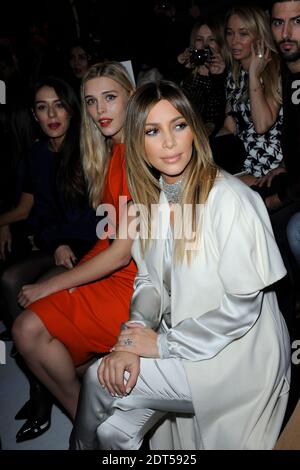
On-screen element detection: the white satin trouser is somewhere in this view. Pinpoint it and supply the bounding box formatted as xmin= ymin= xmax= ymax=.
xmin=70 ymin=357 xmax=194 ymax=450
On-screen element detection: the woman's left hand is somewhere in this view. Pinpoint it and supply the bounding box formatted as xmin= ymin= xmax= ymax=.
xmin=112 ymin=323 xmax=160 ymax=358
xmin=249 ymin=40 xmax=271 ymax=79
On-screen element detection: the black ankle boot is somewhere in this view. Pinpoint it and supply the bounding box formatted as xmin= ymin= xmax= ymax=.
xmin=16 ymin=383 xmax=52 ymax=443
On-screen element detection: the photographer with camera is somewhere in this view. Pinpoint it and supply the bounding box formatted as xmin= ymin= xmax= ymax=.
xmin=177 ymin=18 xmax=226 ymax=137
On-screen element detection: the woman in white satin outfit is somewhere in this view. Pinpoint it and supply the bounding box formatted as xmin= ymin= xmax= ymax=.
xmin=70 ymin=80 xmax=291 ymax=450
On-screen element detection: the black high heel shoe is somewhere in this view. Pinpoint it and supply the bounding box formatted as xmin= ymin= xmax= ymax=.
xmin=16 ymin=383 xmax=52 ymax=443
xmin=16 ymin=415 xmax=51 ymax=442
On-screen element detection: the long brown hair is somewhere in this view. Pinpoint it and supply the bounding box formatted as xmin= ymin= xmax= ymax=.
xmin=125 ymin=80 xmax=218 ymax=262
xmin=33 ymin=76 xmax=86 ymax=205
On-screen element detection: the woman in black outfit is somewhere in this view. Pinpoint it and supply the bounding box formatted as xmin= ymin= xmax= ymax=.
xmin=0 ymin=77 xmax=97 ymax=442
xmin=178 ymin=17 xmax=227 ymax=137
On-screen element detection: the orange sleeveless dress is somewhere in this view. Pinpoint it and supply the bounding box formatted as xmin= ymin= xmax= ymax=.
xmin=29 ymin=144 xmax=137 ymax=365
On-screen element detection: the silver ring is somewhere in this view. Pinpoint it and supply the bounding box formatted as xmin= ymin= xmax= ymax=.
xmin=124 ymin=338 xmax=133 ymax=346
xmin=257 ymin=53 xmax=263 ymax=59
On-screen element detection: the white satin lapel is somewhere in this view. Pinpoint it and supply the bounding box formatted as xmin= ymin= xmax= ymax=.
xmin=145 ymin=191 xmax=170 ymax=319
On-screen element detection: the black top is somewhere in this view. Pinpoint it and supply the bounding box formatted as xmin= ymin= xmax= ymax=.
xmin=26 ymin=139 xmax=97 ymax=257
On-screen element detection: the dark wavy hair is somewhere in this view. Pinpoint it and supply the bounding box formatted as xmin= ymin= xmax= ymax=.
xmin=33 ymin=76 xmax=87 ymax=205
xmin=269 ymin=0 xmax=300 ymax=11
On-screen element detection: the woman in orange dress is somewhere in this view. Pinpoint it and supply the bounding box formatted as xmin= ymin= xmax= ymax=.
xmin=13 ymin=62 xmax=137 ymax=428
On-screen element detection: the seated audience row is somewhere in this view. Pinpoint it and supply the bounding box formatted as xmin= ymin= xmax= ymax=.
xmin=1 ymin=0 xmax=299 ymax=451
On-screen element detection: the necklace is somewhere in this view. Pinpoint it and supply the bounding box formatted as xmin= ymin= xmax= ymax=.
xmin=159 ymin=176 xmax=183 ymax=204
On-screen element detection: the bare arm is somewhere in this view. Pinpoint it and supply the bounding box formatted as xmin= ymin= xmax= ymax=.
xmin=18 ymin=203 xmax=135 ymax=306
xmin=248 ymin=41 xmax=280 ymax=134
xmin=0 ymin=193 xmax=34 ymax=227
xmin=177 ymin=47 xmax=192 ymax=68
xmin=38 ymin=234 xmax=132 ymax=292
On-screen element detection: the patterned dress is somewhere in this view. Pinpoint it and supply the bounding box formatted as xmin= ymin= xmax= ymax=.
xmin=226 ymin=69 xmax=283 ymax=177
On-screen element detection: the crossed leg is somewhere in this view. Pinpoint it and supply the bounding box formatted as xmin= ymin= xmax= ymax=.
xmin=70 ymin=356 xmax=194 ymax=450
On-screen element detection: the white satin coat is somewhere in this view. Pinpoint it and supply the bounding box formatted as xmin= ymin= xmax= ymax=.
xmin=130 ymin=171 xmax=291 ymax=450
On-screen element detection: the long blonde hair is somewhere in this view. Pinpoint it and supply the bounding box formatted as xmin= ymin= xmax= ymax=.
xmin=125 ymin=80 xmax=218 ymax=263
xmin=80 ymin=61 xmax=135 ymax=209
xmin=225 ymin=5 xmax=281 ymax=105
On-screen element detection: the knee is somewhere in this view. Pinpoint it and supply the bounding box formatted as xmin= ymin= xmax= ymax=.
xmin=80 ymin=360 xmax=103 ymax=403
xmin=12 ymin=310 xmax=45 ymax=355
xmin=83 ymin=360 xmax=100 ymax=387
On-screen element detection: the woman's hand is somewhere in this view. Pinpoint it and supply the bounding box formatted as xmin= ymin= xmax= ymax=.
xmin=253 ymin=167 xmax=287 ymax=188
xmin=17 ymin=282 xmax=53 ymax=307
xmin=208 ymin=48 xmax=226 ymax=75
xmin=249 ymin=40 xmax=271 ymax=80
xmin=98 ymin=351 xmax=140 ymax=397
xmin=177 ymin=48 xmax=192 ymax=68
xmin=112 ymin=323 xmax=160 ymax=358
xmin=54 ymin=245 xmax=77 ymax=269
xmin=0 ymin=225 xmax=12 ymax=261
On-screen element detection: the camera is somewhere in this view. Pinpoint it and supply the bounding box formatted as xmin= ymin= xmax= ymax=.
xmin=189 ymin=47 xmax=212 ymax=66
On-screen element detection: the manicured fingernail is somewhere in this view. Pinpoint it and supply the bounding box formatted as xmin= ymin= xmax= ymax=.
xmin=126 ymin=387 xmax=131 ymax=394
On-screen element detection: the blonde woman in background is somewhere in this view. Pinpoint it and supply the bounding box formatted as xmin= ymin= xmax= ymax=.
xmin=224 ymin=5 xmax=283 ymax=183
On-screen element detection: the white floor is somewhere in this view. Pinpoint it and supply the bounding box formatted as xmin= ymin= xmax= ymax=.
xmin=0 ymin=324 xmax=72 ymax=450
